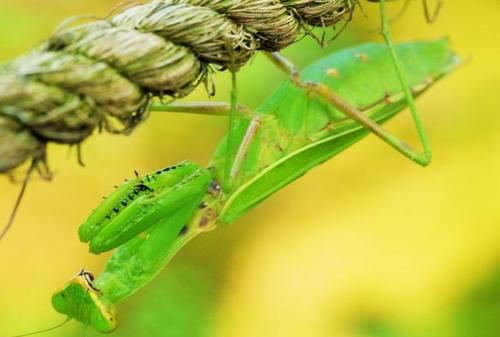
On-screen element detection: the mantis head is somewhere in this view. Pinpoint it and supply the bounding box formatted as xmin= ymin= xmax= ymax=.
xmin=52 ymin=269 xmax=118 ymax=333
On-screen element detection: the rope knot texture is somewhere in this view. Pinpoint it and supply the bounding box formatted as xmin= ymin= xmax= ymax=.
xmin=0 ymin=0 xmax=357 ymax=174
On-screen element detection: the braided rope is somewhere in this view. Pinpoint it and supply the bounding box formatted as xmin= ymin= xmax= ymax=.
xmin=0 ymin=0 xmax=356 ymax=173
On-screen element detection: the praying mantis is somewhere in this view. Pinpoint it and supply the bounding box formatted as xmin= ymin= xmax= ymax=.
xmin=3 ymin=1 xmax=459 ymax=336
xmin=44 ymin=39 xmax=458 ymax=334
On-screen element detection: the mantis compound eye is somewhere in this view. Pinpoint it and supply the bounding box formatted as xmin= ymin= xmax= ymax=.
xmin=52 ymin=270 xmax=118 ymax=333
xmin=77 ymin=268 xmax=99 ymax=291
xmin=82 ymin=270 xmax=99 ymax=290
xmin=84 ymin=271 xmax=95 ymax=283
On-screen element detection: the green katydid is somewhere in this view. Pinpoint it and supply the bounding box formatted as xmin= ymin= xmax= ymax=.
xmin=38 ymin=39 xmax=458 ymax=334
xmin=220 ymin=0 xmax=443 ymax=190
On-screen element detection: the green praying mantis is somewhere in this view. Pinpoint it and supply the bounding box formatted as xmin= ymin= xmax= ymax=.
xmin=44 ymin=39 xmax=459 ymax=334
xmin=6 ymin=1 xmax=458 ymax=335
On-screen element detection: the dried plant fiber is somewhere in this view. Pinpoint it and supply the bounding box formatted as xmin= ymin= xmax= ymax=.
xmin=0 ymin=0 xmax=356 ymax=173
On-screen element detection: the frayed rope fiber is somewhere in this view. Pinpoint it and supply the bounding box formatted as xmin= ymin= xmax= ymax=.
xmin=0 ymin=0 xmax=356 ymax=173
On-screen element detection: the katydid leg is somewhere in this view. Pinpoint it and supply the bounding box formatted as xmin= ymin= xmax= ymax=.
xmin=265 ymin=48 xmax=432 ymax=166
xmin=379 ymin=0 xmax=432 ymax=165
xmin=264 ymin=52 xmax=302 ymax=86
xmin=230 ymin=116 xmax=261 ymax=180
xmin=150 ymin=101 xmax=253 ymax=118
xmin=150 ymin=99 xmax=260 ymax=185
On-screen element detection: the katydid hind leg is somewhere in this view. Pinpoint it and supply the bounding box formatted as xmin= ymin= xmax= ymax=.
xmin=266 ymin=42 xmax=431 ymax=166
xmin=379 ymin=0 xmax=432 ymax=166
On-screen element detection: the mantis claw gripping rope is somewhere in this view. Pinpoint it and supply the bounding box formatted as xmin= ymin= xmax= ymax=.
xmin=0 ymin=0 xmax=356 ymax=174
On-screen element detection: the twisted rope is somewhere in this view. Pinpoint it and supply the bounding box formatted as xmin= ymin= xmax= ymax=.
xmin=0 ymin=0 xmax=356 ymax=173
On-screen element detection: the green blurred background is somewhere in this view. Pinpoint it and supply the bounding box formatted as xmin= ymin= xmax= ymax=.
xmin=1 ymin=1 xmax=499 ymax=336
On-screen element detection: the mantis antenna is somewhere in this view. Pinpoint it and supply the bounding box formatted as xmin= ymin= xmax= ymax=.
xmin=8 ymin=318 xmax=71 ymax=337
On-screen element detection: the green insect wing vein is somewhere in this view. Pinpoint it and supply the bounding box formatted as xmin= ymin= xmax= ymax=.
xmin=215 ymin=39 xmax=460 ymax=223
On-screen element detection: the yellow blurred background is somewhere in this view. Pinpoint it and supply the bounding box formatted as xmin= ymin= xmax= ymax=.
xmin=1 ymin=1 xmax=499 ymax=337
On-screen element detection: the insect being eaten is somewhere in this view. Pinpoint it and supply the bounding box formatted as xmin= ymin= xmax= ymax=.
xmin=12 ymin=38 xmax=459 ymax=335
xmin=1 ymin=0 xmax=456 ymax=336
xmin=1 ymin=0 xmax=441 ymax=240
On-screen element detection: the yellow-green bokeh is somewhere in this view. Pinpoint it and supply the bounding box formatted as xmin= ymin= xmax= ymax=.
xmin=1 ymin=1 xmax=499 ymax=337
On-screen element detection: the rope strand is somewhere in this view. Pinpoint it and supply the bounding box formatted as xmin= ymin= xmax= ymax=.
xmin=0 ymin=0 xmax=356 ymax=174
